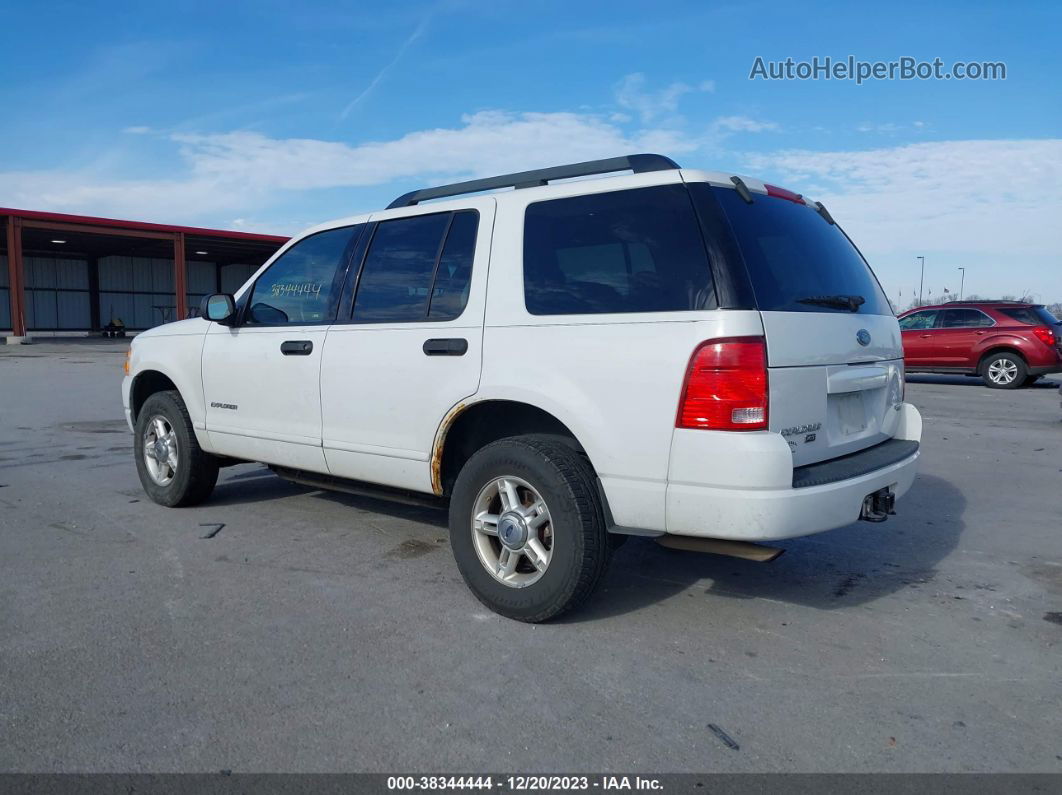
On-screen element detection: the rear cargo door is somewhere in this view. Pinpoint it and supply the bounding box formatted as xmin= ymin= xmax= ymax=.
xmin=707 ymin=185 xmax=905 ymax=467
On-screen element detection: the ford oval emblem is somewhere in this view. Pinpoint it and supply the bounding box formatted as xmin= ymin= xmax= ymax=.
xmin=856 ymin=329 xmax=872 ymax=347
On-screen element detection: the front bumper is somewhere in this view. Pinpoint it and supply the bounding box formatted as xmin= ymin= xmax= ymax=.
xmin=665 ymin=403 xmax=922 ymax=542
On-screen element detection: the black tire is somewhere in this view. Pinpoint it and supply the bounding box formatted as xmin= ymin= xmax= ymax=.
xmin=448 ymin=435 xmax=611 ymax=623
xmin=134 ymin=390 xmax=219 ymax=507
xmin=981 ymin=351 xmax=1027 ymax=389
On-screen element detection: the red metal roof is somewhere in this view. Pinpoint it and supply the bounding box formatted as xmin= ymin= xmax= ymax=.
xmin=0 ymin=207 xmax=289 ymax=243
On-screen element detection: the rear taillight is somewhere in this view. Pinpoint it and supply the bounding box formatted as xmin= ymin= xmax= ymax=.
xmin=1032 ymin=325 xmax=1056 ymax=347
xmin=677 ymin=337 xmax=769 ymax=431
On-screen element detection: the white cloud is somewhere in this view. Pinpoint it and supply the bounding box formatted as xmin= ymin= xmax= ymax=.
xmin=0 ymin=110 xmax=702 ymax=228
xmin=744 ymin=139 xmax=1062 ymax=254
xmin=744 ymin=139 xmax=1062 ymax=299
xmin=711 ymin=116 xmax=779 ymax=134
xmin=613 ymin=72 xmax=713 ymax=122
xmin=121 ymin=125 xmax=152 ymax=135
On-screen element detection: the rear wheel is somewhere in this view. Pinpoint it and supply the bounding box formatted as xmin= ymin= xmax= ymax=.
xmin=448 ymin=435 xmax=611 ymax=622
xmin=134 ymin=390 xmax=219 ymax=506
xmin=981 ymin=352 xmax=1026 ymax=389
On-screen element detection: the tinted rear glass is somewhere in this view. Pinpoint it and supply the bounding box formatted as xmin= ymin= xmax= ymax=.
xmin=711 ymin=187 xmax=892 ymax=315
xmin=523 ymin=185 xmax=717 ymax=315
xmin=999 ymin=306 xmax=1060 ymax=326
xmin=941 ymin=308 xmax=993 ymax=328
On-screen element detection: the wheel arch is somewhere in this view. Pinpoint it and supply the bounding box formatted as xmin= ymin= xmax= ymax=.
xmin=431 ymin=399 xmax=600 ymax=498
xmin=977 ymin=345 xmax=1027 ymax=373
xmin=130 ymin=369 xmax=180 ymax=423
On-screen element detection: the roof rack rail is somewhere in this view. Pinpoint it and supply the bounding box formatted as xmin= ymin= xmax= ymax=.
xmin=386 ymin=153 xmax=681 ymax=209
xmin=945 ymin=299 xmax=1031 ymax=305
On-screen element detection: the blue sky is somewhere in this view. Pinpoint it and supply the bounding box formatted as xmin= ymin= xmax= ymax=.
xmin=1 ymin=0 xmax=1060 ymax=304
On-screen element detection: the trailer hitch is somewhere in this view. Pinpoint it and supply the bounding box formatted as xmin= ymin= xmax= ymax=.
xmin=859 ymin=487 xmax=896 ymax=523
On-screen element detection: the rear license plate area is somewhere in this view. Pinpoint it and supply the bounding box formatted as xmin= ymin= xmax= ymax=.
xmin=834 ymin=392 xmax=867 ymax=436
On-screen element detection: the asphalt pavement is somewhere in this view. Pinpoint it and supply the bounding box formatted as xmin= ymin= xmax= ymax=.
xmin=1 ymin=340 xmax=1059 ymax=772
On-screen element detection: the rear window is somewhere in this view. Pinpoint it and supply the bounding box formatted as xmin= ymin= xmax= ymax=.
xmin=710 ymin=187 xmax=893 ymax=316
xmin=523 ymin=185 xmax=717 ymax=315
xmin=998 ymin=306 xmax=1060 ymax=326
xmin=940 ymin=308 xmax=994 ymax=328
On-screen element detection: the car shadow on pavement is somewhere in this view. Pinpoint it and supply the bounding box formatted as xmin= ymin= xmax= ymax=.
xmin=565 ymin=473 xmax=965 ymax=622
xmin=207 ymin=464 xmax=450 ymax=527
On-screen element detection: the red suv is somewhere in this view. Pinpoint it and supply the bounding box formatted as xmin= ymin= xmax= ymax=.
xmin=898 ymin=301 xmax=1062 ymax=388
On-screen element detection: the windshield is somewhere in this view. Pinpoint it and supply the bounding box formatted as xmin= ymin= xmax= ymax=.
xmin=711 ymin=186 xmax=893 ymax=316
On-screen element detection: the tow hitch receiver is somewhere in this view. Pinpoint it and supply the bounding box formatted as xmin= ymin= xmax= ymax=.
xmin=860 ymin=487 xmax=896 ymax=523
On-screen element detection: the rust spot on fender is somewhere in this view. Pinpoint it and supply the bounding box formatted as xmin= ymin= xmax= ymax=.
xmin=430 ymin=402 xmax=467 ymax=496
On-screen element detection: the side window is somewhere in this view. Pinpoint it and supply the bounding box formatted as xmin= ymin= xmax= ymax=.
xmin=899 ymin=310 xmax=938 ymax=330
xmin=523 ymin=185 xmax=717 ymax=315
xmin=429 ymin=211 xmax=478 ymax=321
xmin=353 ymin=210 xmax=478 ymax=323
xmin=941 ymin=308 xmax=993 ymax=328
xmin=246 ymin=226 xmax=356 ymax=325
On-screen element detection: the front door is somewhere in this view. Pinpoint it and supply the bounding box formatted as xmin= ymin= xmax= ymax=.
xmin=320 ymin=200 xmax=494 ymax=492
xmin=202 ymin=225 xmax=362 ymax=472
xmin=899 ymin=309 xmax=942 ymax=367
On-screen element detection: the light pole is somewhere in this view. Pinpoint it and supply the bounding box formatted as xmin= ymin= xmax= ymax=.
xmin=957 ymin=267 xmax=965 ymax=301
xmin=917 ymin=256 xmax=925 ymax=305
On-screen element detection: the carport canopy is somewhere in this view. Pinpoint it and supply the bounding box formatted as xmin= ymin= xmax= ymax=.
xmin=1 ymin=208 xmax=288 ymax=336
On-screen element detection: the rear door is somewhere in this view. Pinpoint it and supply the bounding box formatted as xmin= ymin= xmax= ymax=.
xmin=936 ymin=307 xmax=995 ymax=367
xmin=702 ymin=185 xmax=905 ymax=467
xmin=320 ymin=201 xmax=493 ymax=492
xmin=899 ymin=309 xmax=942 ymax=366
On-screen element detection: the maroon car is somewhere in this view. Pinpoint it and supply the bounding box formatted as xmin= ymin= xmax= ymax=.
xmin=898 ymin=301 xmax=1062 ymax=389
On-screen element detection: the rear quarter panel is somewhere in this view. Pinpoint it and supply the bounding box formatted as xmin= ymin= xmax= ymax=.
xmin=480 ymin=173 xmax=763 ymax=531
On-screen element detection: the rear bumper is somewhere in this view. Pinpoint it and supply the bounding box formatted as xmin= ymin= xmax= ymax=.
xmin=665 ymin=403 xmax=922 ymax=541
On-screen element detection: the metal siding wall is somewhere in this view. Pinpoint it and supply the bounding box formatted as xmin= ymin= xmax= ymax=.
xmin=99 ymin=292 xmax=134 ymax=327
xmin=186 ymin=261 xmax=216 ymax=317
xmin=220 ymin=263 xmax=257 ymax=293
xmin=23 ymin=257 xmax=90 ymax=330
xmin=99 ymin=256 xmax=178 ymax=329
xmin=56 ymin=291 xmax=90 ymax=328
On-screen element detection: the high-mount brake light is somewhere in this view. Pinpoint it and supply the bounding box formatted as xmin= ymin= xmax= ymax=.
xmin=677 ymin=337 xmax=769 ymax=431
xmin=764 ymin=184 xmax=806 ymax=204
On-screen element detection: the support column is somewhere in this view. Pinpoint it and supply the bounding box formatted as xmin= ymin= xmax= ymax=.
xmin=5 ymin=215 xmax=27 ymax=339
xmin=173 ymin=232 xmax=187 ymax=321
xmin=87 ymin=256 xmax=101 ymax=331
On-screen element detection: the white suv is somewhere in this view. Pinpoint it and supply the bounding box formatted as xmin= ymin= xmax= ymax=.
xmin=122 ymin=154 xmax=922 ymax=622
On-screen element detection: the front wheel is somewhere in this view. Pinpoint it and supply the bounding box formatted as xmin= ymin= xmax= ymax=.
xmin=134 ymin=390 xmax=219 ymax=506
xmin=448 ymin=435 xmax=611 ymax=622
xmin=981 ymin=352 xmax=1026 ymax=389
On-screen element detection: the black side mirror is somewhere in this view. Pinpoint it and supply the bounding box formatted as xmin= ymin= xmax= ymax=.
xmin=202 ymin=294 xmax=237 ymax=325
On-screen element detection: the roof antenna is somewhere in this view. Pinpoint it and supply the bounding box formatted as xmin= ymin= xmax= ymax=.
xmin=730 ymin=176 xmax=754 ymax=204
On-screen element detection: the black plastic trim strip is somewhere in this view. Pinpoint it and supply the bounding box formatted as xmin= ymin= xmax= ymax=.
xmin=792 ymin=438 xmax=919 ymax=489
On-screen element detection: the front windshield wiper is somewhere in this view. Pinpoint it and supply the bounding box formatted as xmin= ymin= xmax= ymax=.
xmin=796 ymin=294 xmax=866 ymax=312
